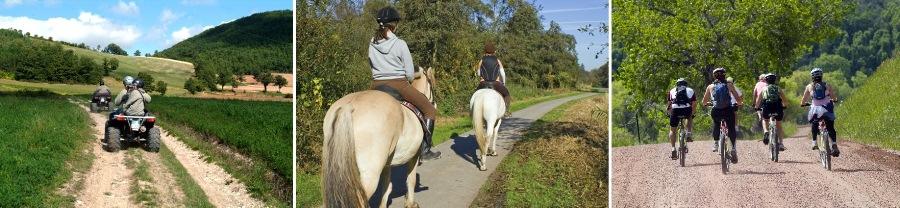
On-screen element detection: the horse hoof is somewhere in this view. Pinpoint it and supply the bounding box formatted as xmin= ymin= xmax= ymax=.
xmin=479 ymin=166 xmax=487 ymax=171
xmin=405 ymin=202 xmax=420 ymax=208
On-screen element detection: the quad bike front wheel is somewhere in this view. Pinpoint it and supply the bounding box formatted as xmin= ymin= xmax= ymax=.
xmin=145 ymin=127 xmax=161 ymax=153
xmin=90 ymin=102 xmax=99 ymax=112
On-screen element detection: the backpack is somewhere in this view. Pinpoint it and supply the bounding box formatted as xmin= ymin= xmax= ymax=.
xmin=711 ymin=82 xmax=731 ymax=109
xmin=762 ymin=85 xmax=781 ymax=105
xmin=673 ymin=86 xmax=690 ymax=105
xmin=479 ymin=55 xmax=500 ymax=82
xmin=812 ymin=82 xmax=827 ymax=100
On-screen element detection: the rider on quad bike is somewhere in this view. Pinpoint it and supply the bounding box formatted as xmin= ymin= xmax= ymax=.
xmin=91 ymin=80 xmax=112 ymax=112
xmin=105 ymin=78 xmax=160 ymax=153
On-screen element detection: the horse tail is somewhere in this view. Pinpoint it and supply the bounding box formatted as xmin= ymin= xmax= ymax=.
xmin=322 ymin=105 xmax=367 ymax=208
xmin=473 ymin=93 xmax=487 ymax=152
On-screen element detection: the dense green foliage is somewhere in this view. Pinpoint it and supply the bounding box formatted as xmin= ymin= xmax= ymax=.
xmin=0 ymin=29 xmax=104 ymax=84
xmin=611 ymin=0 xmax=853 ymax=143
xmin=157 ymin=10 xmax=291 ymax=77
xmin=0 ymin=91 xmax=94 ymax=206
xmin=102 ymin=43 xmax=128 ymax=56
xmin=838 ymin=53 xmax=900 ymax=149
xmin=148 ymin=97 xmax=292 ymax=180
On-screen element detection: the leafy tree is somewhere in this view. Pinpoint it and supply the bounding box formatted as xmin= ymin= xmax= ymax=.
xmin=216 ymin=69 xmax=234 ymax=90
xmin=156 ymin=81 xmax=168 ymax=96
xmin=184 ymin=78 xmax=204 ymax=94
xmin=136 ymin=72 xmax=156 ymax=92
xmin=102 ymin=58 xmax=119 ymax=75
xmin=102 ymin=43 xmax=128 ymax=56
xmin=274 ymin=75 xmax=288 ymax=91
xmin=134 ymin=50 xmax=141 ymax=57
xmin=258 ymin=72 xmax=274 ymax=92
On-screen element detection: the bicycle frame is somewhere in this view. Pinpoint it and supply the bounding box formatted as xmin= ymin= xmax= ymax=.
xmin=677 ymin=116 xmax=688 ymax=167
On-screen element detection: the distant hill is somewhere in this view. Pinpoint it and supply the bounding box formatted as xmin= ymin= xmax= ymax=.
xmin=156 ymin=10 xmax=291 ymax=75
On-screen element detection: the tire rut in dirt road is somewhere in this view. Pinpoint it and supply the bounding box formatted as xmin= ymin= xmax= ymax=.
xmin=157 ymin=127 xmax=265 ymax=207
xmin=74 ymin=104 xmax=139 ymax=208
xmin=612 ymin=126 xmax=900 ymax=207
xmin=141 ymin=152 xmax=186 ymax=207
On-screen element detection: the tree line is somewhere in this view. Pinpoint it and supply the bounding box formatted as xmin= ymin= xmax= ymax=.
xmin=0 ymin=29 xmax=103 ymax=84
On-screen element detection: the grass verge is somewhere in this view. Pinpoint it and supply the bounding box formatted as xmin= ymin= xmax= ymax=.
xmin=473 ymin=94 xmax=608 ymax=207
xmin=0 ymin=90 xmax=95 ymax=207
xmin=838 ymin=55 xmax=900 ymax=150
xmin=157 ymin=142 xmax=215 ymax=207
xmin=125 ymin=149 xmax=159 ymax=207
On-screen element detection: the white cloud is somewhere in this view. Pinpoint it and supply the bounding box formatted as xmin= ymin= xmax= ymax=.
xmin=4 ymin=0 xmax=23 ymax=7
xmin=180 ymin=0 xmax=215 ymax=5
xmin=0 ymin=12 xmax=141 ymax=48
xmin=159 ymin=9 xmax=179 ymax=24
xmin=166 ymin=25 xmax=211 ymax=46
xmin=111 ymin=1 xmax=139 ymax=16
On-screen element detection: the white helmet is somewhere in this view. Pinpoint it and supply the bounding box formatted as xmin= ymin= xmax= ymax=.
xmin=123 ymin=76 xmax=134 ymax=86
xmin=810 ymin=68 xmax=824 ymax=78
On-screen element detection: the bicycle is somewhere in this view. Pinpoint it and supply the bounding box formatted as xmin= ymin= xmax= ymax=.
xmin=706 ymin=103 xmax=735 ymax=174
xmin=802 ymin=102 xmax=833 ymax=171
xmin=765 ymin=112 xmax=781 ymax=162
xmin=676 ymin=115 xmax=689 ymax=167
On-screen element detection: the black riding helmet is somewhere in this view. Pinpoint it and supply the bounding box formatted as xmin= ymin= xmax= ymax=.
xmin=376 ymin=7 xmax=401 ymax=24
xmin=676 ymin=78 xmax=687 ymax=87
xmin=765 ymin=73 xmax=778 ymax=84
xmin=133 ymin=79 xmax=145 ymax=89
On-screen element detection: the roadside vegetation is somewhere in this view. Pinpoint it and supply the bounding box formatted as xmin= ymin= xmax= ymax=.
xmin=838 ymin=54 xmax=900 ymax=150
xmin=0 ymin=90 xmax=94 ymax=206
xmin=149 ymin=96 xmax=292 ymax=207
xmin=473 ymin=95 xmax=607 ymax=207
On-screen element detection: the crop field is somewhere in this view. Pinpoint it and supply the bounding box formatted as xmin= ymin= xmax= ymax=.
xmin=0 ymin=91 xmax=94 ymax=206
xmin=148 ymin=96 xmax=292 ymax=205
xmin=838 ymin=54 xmax=900 ymax=150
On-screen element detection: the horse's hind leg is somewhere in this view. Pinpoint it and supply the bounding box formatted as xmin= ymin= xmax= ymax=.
xmin=488 ymin=119 xmax=502 ymax=156
xmin=377 ymin=165 xmax=392 ymax=208
xmin=403 ymin=158 xmax=420 ymax=208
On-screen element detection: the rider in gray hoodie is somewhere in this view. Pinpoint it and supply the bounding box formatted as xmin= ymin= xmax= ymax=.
xmin=368 ymin=6 xmax=441 ymax=161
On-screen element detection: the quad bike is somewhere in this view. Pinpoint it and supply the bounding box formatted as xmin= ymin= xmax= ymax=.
xmin=104 ymin=111 xmax=161 ymax=153
xmin=90 ymin=93 xmax=112 ymax=112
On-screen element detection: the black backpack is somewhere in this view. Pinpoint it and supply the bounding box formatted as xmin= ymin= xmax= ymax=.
xmin=762 ymin=85 xmax=781 ymax=105
xmin=479 ymin=55 xmax=500 ymax=82
xmin=673 ymin=86 xmax=690 ymax=105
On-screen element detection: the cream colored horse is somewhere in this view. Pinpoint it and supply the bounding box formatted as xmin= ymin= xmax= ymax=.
xmin=469 ymin=88 xmax=505 ymax=171
xmin=321 ymin=67 xmax=435 ymax=208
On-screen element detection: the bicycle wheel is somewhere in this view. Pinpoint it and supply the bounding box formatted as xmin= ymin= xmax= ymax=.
xmin=720 ymin=131 xmax=728 ymax=174
xmin=824 ymin=132 xmax=832 ymax=171
xmin=772 ymin=125 xmax=779 ymax=162
xmin=679 ymin=131 xmax=686 ymax=167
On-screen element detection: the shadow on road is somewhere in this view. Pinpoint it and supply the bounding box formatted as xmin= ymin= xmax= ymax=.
xmin=833 ymin=168 xmax=883 ymax=173
xmin=733 ymin=170 xmax=786 ymax=175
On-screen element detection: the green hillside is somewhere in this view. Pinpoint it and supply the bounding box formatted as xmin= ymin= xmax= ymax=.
xmin=838 ymin=53 xmax=900 ymax=149
xmin=156 ymin=10 xmax=291 ymax=75
xmin=66 ymin=46 xmax=194 ymax=94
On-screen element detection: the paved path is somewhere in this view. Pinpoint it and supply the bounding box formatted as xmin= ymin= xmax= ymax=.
xmin=384 ymin=93 xmax=598 ymax=207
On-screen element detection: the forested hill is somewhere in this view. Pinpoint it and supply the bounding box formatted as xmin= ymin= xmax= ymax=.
xmin=156 ymin=10 xmax=291 ymax=75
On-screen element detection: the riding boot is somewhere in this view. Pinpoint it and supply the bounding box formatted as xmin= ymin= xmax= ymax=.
xmin=503 ymin=96 xmax=511 ymax=117
xmin=420 ymin=119 xmax=441 ymax=161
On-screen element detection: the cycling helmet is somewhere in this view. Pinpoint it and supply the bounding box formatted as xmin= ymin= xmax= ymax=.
xmin=675 ymin=78 xmax=687 ymax=86
xmin=810 ymin=67 xmax=824 ymax=78
xmin=123 ymin=76 xmax=134 ymax=86
xmin=133 ymin=79 xmax=145 ymax=89
xmin=376 ymin=7 xmax=401 ymax=24
xmin=713 ymin=67 xmax=726 ymax=74
xmin=765 ymin=73 xmax=777 ymax=84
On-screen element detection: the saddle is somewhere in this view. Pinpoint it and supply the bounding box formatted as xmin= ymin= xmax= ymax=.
xmin=374 ymin=85 xmax=427 ymax=128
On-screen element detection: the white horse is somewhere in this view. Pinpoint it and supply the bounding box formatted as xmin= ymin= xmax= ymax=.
xmin=321 ymin=67 xmax=436 ymax=208
xmin=469 ymin=88 xmax=506 ymax=171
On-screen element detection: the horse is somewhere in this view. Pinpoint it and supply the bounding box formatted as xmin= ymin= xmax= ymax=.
xmin=469 ymin=87 xmax=506 ymax=171
xmin=321 ymin=67 xmax=435 ymax=208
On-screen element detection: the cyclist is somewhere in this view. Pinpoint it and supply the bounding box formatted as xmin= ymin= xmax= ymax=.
xmin=752 ymin=73 xmax=769 ymax=138
xmin=701 ymin=68 xmax=743 ymax=163
xmin=755 ymin=73 xmax=787 ymax=151
xmin=667 ymin=78 xmax=696 ymax=160
xmin=726 ymin=77 xmax=743 ymax=136
xmin=800 ymin=68 xmax=839 ymax=157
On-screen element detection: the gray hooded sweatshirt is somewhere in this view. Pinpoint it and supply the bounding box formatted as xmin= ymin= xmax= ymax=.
xmin=369 ymin=31 xmax=415 ymax=81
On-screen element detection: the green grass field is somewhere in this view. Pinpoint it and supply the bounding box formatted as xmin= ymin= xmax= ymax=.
xmin=65 ymin=45 xmax=194 ymax=95
xmin=838 ymin=55 xmax=900 ymax=150
xmin=0 ymin=91 xmax=94 ymax=206
xmin=149 ymin=96 xmax=292 ymax=206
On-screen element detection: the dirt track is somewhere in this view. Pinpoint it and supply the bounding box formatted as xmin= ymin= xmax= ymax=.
xmin=73 ymin=102 xmax=263 ymax=207
xmin=612 ymin=126 xmax=900 ymax=207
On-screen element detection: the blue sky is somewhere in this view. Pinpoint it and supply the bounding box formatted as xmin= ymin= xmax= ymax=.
xmin=534 ymin=0 xmax=609 ymax=70
xmin=0 ymin=0 xmax=290 ymax=54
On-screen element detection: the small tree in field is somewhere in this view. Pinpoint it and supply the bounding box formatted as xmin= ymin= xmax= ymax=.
xmin=274 ymin=75 xmax=288 ymax=91
xmin=156 ymin=81 xmax=167 ymax=96
xmin=258 ymin=72 xmax=274 ymax=93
